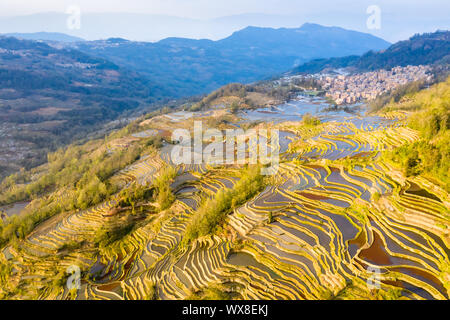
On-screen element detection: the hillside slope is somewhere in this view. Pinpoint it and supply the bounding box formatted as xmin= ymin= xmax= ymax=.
xmin=0 ymin=77 xmax=448 ymax=301
xmin=382 ymin=77 xmax=450 ymax=191
xmin=292 ymin=31 xmax=450 ymax=74
xmin=0 ymin=36 xmax=167 ymax=178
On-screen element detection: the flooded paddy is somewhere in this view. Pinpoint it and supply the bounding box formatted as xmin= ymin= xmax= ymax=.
xmin=405 ymin=181 xmax=442 ymax=203
xmin=7 ymin=85 xmax=449 ymax=301
xmin=0 ymin=201 xmax=31 ymax=218
xmin=227 ymin=252 xmax=278 ymax=278
xmin=240 ymin=95 xmax=360 ymax=123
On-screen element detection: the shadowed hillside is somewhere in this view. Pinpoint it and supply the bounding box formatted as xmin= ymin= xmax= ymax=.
xmin=292 ymin=31 xmax=450 ymax=74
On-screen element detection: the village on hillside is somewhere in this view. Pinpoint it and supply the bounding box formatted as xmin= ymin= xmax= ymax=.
xmin=283 ymin=65 xmax=433 ymax=105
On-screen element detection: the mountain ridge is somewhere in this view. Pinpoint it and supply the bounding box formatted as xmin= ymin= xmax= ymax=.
xmin=1 ymin=11 xmax=448 ymax=42
xmin=291 ymin=30 xmax=450 ymax=74
xmin=70 ymin=24 xmax=390 ymax=97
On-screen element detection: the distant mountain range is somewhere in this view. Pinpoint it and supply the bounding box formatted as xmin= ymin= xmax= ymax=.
xmin=292 ymin=30 xmax=450 ymax=74
xmin=68 ymin=23 xmax=390 ymax=97
xmin=0 ymin=12 xmax=307 ymax=42
xmin=2 ymin=32 xmax=84 ymax=42
xmin=0 ymin=23 xmax=393 ymax=125
xmin=0 ymin=12 xmax=448 ymax=43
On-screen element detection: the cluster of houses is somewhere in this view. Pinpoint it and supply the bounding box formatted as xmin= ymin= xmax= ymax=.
xmin=280 ymin=65 xmax=433 ymax=105
xmin=319 ymin=65 xmax=433 ymax=105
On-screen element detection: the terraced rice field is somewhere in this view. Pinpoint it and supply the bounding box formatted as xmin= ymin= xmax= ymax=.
xmin=1 ymin=107 xmax=449 ymax=300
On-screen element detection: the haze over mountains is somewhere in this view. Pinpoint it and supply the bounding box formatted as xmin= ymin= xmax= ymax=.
xmin=3 ymin=32 xmax=84 ymax=43
xmin=69 ymin=23 xmax=390 ymax=97
xmin=1 ymin=23 xmax=391 ymax=98
xmin=0 ymin=12 xmax=306 ymax=42
xmin=0 ymin=11 xmax=448 ymax=43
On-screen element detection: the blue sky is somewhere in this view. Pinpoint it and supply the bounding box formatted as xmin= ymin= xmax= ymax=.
xmin=0 ymin=0 xmax=448 ymax=42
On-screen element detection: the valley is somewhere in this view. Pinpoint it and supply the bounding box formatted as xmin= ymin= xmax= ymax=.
xmin=0 ymin=24 xmax=391 ymax=181
xmin=0 ymin=29 xmax=446 ymax=182
xmin=0 ymin=16 xmax=448 ymax=302
xmin=0 ymin=78 xmax=448 ymax=300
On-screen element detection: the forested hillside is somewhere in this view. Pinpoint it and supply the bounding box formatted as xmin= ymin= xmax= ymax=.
xmin=382 ymin=77 xmax=450 ymax=191
xmin=292 ymin=31 xmax=450 ymax=74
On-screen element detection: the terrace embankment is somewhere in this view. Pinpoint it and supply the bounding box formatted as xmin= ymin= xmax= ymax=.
xmin=0 ymin=97 xmax=449 ymax=300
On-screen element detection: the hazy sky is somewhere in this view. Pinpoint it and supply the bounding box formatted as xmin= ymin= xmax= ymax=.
xmin=0 ymin=0 xmax=448 ymax=42
xmin=0 ymin=0 xmax=448 ymax=19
